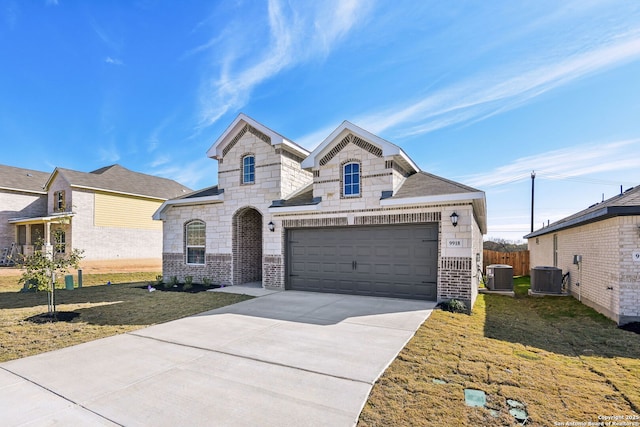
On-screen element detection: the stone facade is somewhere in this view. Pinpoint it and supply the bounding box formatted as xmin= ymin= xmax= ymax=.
xmin=529 ymin=215 xmax=640 ymax=324
xmin=156 ymin=114 xmax=486 ymax=305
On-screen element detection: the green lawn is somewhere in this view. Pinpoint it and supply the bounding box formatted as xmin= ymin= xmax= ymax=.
xmin=359 ymin=277 xmax=640 ymax=426
xmin=2 ymin=272 xmax=638 ymax=425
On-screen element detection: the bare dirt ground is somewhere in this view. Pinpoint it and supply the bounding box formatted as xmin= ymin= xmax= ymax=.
xmin=0 ymin=258 xmax=161 ymax=277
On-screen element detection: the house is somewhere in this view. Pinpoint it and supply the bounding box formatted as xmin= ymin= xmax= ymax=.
xmin=525 ymin=186 xmax=640 ymax=325
xmin=154 ymin=114 xmax=487 ymax=307
xmin=0 ymin=165 xmax=51 ymax=264
xmin=2 ymin=164 xmax=191 ymax=268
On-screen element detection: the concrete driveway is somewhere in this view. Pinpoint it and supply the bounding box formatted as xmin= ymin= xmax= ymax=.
xmin=0 ymin=291 xmax=435 ymax=426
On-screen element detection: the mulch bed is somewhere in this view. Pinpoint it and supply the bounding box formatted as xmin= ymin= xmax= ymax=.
xmin=25 ymin=311 xmax=80 ymax=323
xmin=619 ymin=322 xmax=640 ymax=335
xmin=138 ymin=283 xmax=223 ymax=293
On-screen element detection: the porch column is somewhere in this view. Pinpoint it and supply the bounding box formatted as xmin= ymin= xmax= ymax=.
xmin=43 ymin=221 xmax=53 ymax=255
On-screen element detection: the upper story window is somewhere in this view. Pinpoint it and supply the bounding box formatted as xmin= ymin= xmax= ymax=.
xmin=185 ymin=220 xmax=206 ymax=265
xmin=54 ymin=190 xmax=66 ymax=212
xmin=242 ymin=155 xmax=255 ymax=184
xmin=343 ymin=162 xmax=360 ymax=196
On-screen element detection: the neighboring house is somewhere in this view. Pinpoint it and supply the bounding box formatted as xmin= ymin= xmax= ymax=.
xmin=525 ymin=186 xmax=640 ymax=325
xmin=3 ymin=164 xmax=191 ymax=267
xmin=0 ymin=165 xmax=50 ymax=264
xmin=154 ymin=114 xmax=487 ymax=307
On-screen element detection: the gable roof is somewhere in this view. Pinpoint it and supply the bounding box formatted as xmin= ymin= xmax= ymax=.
xmin=525 ymin=185 xmax=640 ymax=239
xmin=152 ymin=185 xmax=224 ymax=220
xmin=300 ymin=120 xmax=420 ymax=173
xmin=0 ymin=164 xmax=49 ymax=194
xmin=46 ymin=164 xmax=191 ymax=200
xmin=392 ymin=172 xmax=481 ymax=199
xmin=382 ymin=172 xmax=487 ymax=233
xmin=207 ymin=113 xmax=310 ymax=160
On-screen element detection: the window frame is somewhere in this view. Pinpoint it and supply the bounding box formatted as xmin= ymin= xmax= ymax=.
xmin=54 ymin=190 xmax=66 ymax=212
xmin=185 ymin=220 xmax=206 ymax=265
xmin=342 ymin=161 xmax=361 ymax=197
xmin=53 ymin=229 xmax=66 ymax=254
xmin=242 ymin=154 xmax=255 ymax=185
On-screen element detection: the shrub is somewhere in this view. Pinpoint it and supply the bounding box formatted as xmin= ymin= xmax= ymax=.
xmin=438 ymin=299 xmax=468 ymax=313
xmin=165 ymin=276 xmax=178 ymax=288
xmin=202 ymin=277 xmax=212 ymax=287
xmin=184 ymin=276 xmax=193 ymax=290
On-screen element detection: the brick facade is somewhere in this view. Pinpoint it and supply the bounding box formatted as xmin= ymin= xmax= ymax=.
xmin=529 ymin=215 xmax=640 ymax=324
xmin=162 ymin=253 xmax=232 ymax=285
xmin=157 ymin=115 xmax=486 ymax=306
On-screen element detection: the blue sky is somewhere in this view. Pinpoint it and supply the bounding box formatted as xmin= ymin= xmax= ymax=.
xmin=2 ymin=0 xmax=640 ymax=241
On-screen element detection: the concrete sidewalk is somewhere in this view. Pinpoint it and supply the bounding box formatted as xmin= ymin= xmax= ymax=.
xmin=0 ymin=291 xmax=435 ymax=426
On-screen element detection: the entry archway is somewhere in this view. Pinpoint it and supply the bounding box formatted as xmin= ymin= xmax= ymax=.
xmin=232 ymin=207 xmax=263 ymax=285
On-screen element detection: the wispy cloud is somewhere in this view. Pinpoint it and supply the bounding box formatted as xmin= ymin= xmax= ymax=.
xmin=196 ymin=0 xmax=370 ymax=128
xmin=152 ymin=158 xmax=214 ymax=189
xmin=98 ymin=144 xmax=121 ymax=163
xmin=104 ymin=56 xmax=123 ymax=66
xmin=464 ymin=139 xmax=640 ymax=188
xmin=3 ymin=1 xmax=19 ymax=29
xmin=356 ymin=30 xmax=640 ymax=138
xmin=146 ymin=114 xmax=176 ymax=152
xmin=289 ymin=2 xmax=640 ymax=150
xmin=150 ymin=155 xmax=170 ymax=168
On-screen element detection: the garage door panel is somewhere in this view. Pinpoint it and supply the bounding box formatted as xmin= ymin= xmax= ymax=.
xmin=288 ymin=224 xmax=438 ymax=301
xmin=355 ymin=246 xmax=372 ymax=256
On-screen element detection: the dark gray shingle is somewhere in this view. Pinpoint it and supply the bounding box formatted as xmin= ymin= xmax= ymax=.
xmin=0 ymin=164 xmax=49 ymax=193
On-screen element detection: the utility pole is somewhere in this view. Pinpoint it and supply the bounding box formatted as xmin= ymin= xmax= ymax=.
xmin=530 ymin=171 xmax=536 ymax=232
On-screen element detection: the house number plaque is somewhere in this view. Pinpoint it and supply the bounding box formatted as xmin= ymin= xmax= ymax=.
xmin=447 ymin=239 xmax=463 ymax=248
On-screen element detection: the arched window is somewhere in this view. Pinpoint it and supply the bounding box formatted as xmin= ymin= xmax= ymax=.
xmin=343 ymin=162 xmax=360 ymax=196
xmin=185 ymin=220 xmax=205 ymax=265
xmin=242 ymin=155 xmax=255 ymax=184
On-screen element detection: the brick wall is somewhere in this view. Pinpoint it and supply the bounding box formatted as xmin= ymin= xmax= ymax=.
xmin=233 ymin=207 xmax=263 ymax=285
xmin=163 ymin=253 xmax=232 ymax=285
xmin=276 ymin=203 xmax=478 ymax=306
xmin=529 ymin=215 xmax=640 ymax=324
xmin=0 ymin=190 xmax=47 ymax=249
xmin=439 ymin=256 xmax=473 ymax=306
xmin=264 ymin=254 xmax=284 ymax=289
xmin=159 ymin=127 xmax=483 ymax=305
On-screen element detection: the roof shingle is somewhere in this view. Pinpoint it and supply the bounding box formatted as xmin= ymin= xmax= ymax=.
xmin=0 ymin=164 xmax=50 ymax=194
xmin=53 ymin=164 xmax=191 ymax=200
xmin=525 ymin=185 xmax=640 ymax=238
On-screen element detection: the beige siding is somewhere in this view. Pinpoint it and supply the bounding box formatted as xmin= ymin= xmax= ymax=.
xmin=94 ymin=192 xmax=162 ymax=230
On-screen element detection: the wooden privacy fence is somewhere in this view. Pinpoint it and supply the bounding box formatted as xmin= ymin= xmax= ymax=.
xmin=483 ymin=250 xmax=530 ymax=277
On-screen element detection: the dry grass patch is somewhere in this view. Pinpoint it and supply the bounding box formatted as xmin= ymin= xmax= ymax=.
xmin=359 ymin=277 xmax=640 ymax=426
xmin=0 ymin=276 xmax=251 ymax=362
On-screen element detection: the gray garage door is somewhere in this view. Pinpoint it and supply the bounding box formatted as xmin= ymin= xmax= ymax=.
xmin=287 ymin=224 xmax=438 ymax=300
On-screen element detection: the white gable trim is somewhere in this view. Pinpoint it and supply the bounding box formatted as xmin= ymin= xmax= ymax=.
xmin=301 ymin=121 xmax=420 ymax=172
xmin=380 ymin=191 xmax=485 ymax=207
xmin=268 ymin=203 xmax=322 ymax=213
xmin=206 ymin=113 xmax=309 ymax=160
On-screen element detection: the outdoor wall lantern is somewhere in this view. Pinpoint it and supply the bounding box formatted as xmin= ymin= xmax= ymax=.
xmin=450 ymin=212 xmax=459 ymax=227
xmin=268 ymin=221 xmax=275 ymax=232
